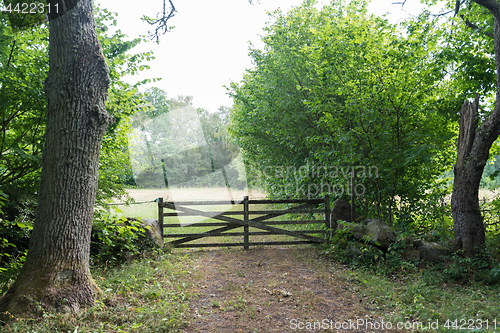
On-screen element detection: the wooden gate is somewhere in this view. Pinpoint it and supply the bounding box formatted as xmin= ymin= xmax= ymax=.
xmin=158 ymin=195 xmax=332 ymax=249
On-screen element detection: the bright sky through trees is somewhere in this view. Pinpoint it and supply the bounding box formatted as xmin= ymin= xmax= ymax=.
xmin=97 ymin=0 xmax=428 ymax=112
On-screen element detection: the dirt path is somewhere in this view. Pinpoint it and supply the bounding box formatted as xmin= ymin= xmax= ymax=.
xmin=183 ymin=246 xmax=396 ymax=333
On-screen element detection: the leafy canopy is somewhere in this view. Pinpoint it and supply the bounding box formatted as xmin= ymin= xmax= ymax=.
xmin=229 ymin=0 xmax=457 ymax=227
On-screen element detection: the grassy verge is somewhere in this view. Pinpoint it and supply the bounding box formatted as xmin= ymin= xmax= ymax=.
xmin=345 ymin=269 xmax=500 ymax=332
xmin=2 ymin=251 xmax=195 ymax=332
xmin=322 ymin=248 xmax=500 ymax=333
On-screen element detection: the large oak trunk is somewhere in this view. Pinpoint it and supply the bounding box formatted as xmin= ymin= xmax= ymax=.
xmin=0 ymin=0 xmax=111 ymax=316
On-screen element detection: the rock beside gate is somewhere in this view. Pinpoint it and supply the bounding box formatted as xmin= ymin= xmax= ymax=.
xmin=140 ymin=218 xmax=164 ymax=248
xmin=122 ymin=217 xmax=164 ymax=248
xmin=416 ymin=242 xmax=452 ymax=262
xmin=336 ymin=219 xmax=396 ymax=251
xmin=398 ymin=237 xmax=451 ymax=262
xmin=334 ymin=221 xmax=451 ymax=262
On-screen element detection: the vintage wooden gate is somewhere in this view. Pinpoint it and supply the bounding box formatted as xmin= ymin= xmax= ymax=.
xmin=158 ymin=195 xmax=332 ymax=249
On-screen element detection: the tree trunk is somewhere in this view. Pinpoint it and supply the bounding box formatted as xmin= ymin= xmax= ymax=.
xmin=451 ymin=95 xmax=486 ymax=255
xmin=450 ymin=2 xmax=500 ymax=255
xmin=0 ymin=0 xmax=111 ymax=316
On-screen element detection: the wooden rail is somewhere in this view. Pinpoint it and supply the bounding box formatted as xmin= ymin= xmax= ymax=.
xmin=158 ymin=195 xmax=332 ymax=249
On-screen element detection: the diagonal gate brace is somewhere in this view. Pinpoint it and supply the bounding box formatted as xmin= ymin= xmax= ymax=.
xmin=165 ymin=202 xmax=325 ymax=245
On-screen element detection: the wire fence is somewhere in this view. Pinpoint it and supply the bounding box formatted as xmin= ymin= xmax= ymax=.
xmin=438 ymin=197 xmax=500 ymax=232
xmin=107 ymin=200 xmax=158 ymax=206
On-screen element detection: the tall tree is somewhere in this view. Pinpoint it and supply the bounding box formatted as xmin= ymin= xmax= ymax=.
xmin=452 ymin=95 xmax=488 ymax=254
xmin=449 ymin=0 xmax=500 ymax=254
xmin=0 ymin=0 xmax=111 ymax=315
xmin=0 ymin=0 xmax=175 ymax=316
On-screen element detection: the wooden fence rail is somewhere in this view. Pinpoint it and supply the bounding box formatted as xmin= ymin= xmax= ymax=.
xmin=158 ymin=195 xmax=332 ymax=249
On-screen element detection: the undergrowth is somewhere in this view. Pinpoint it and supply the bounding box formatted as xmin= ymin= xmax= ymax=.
xmin=321 ymin=229 xmax=500 ymax=333
xmin=0 ymin=251 xmax=195 ymax=332
xmin=332 ymin=261 xmax=500 ymax=333
xmin=324 ymin=228 xmax=500 ymax=285
xmin=0 ymin=205 xmax=160 ymax=293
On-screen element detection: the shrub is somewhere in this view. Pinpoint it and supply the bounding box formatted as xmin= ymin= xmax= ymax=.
xmin=91 ymin=207 xmax=160 ymax=266
xmin=442 ymin=248 xmax=499 ymax=284
xmin=0 ymin=191 xmax=32 ymax=294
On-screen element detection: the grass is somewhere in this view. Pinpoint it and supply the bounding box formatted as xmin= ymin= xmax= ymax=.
xmin=1 ymin=251 xmax=195 ymax=332
xmin=323 ymin=254 xmax=500 ymax=333
xmin=2 ymin=246 xmax=499 ymax=332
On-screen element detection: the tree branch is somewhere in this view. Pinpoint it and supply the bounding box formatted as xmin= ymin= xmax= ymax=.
xmin=143 ymin=0 xmax=176 ymax=43
xmin=460 ymin=14 xmax=494 ymax=37
xmin=144 ymin=0 xmax=256 ymax=42
xmin=6 ymin=40 xmax=15 ymax=68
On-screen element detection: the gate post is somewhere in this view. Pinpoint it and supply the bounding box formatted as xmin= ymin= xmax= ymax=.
xmin=243 ymin=196 xmax=249 ymax=250
xmin=158 ymin=197 xmax=164 ymax=240
xmin=324 ymin=195 xmax=331 ymax=240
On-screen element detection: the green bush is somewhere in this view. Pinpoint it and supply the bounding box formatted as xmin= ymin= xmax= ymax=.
xmin=0 ymin=243 xmax=26 ymax=294
xmin=91 ymin=208 xmax=160 ymax=266
xmin=442 ymin=248 xmax=499 ymax=284
xmin=0 ymin=191 xmax=31 ymax=293
xmin=490 ymin=263 xmax=500 ymax=284
xmin=0 ymin=193 xmax=25 ymax=293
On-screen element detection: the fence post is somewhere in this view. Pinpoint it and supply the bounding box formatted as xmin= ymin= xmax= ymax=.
xmin=158 ymin=197 xmax=164 ymax=240
xmin=324 ymin=194 xmax=331 ymax=240
xmin=244 ymin=196 xmax=249 ymax=250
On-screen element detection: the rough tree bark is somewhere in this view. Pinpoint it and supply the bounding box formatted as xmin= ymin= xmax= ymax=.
xmin=450 ymin=0 xmax=500 ymax=255
xmin=451 ymin=95 xmax=486 ymax=254
xmin=0 ymin=0 xmax=111 ymax=316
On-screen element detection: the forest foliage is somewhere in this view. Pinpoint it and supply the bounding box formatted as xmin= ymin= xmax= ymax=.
xmin=227 ymin=0 xmax=500 ymax=237
xmin=0 ymin=2 xmax=242 ymax=289
xmin=128 ymin=90 xmax=242 ymax=190
xmin=1 ymin=0 xmax=500 ymax=293
xmin=229 ymin=0 xmax=460 ymax=230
